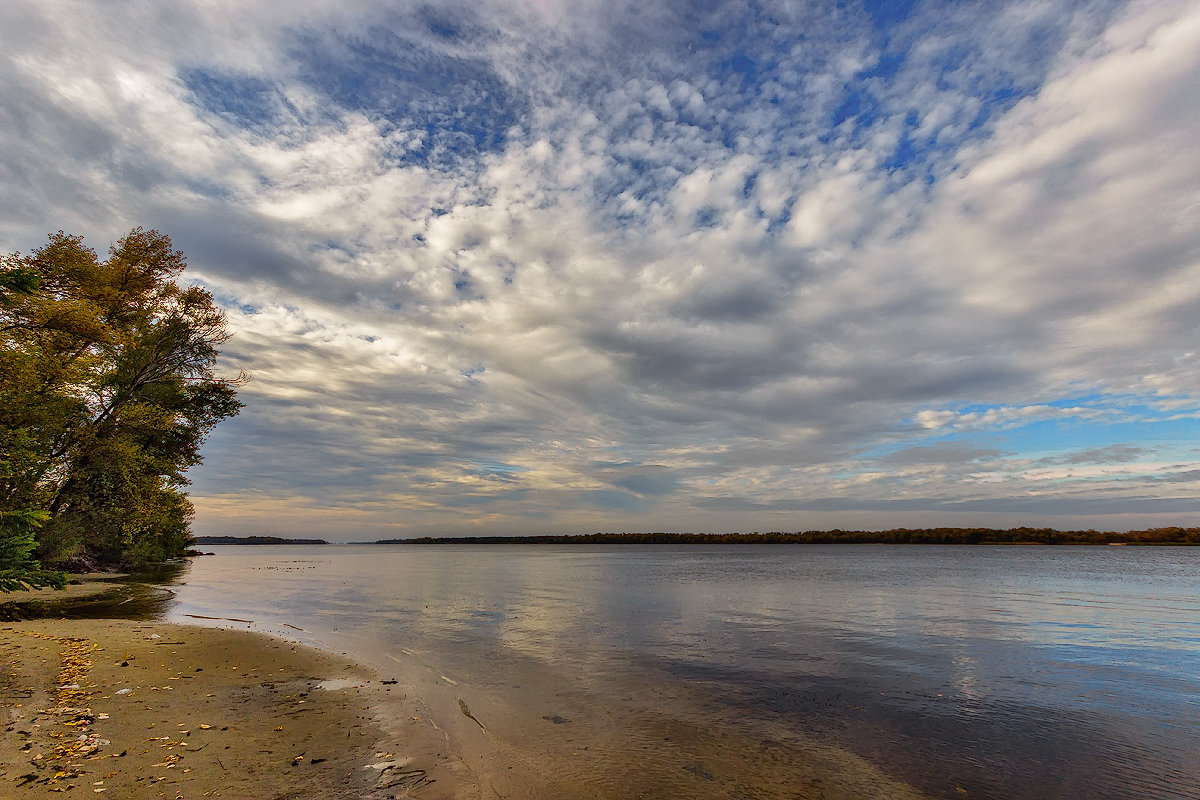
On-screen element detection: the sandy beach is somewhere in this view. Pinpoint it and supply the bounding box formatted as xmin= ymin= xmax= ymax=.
xmin=0 ymin=585 xmax=469 ymax=799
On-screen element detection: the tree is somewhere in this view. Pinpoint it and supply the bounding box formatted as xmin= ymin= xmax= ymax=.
xmin=0 ymin=229 xmax=242 ymax=576
xmin=0 ymin=509 xmax=65 ymax=590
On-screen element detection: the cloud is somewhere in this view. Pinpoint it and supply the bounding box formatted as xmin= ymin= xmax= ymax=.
xmin=913 ymin=405 xmax=1111 ymax=432
xmin=1040 ymin=444 xmax=1147 ymax=465
xmin=3 ymin=0 xmax=1200 ymax=536
xmin=879 ymin=443 xmax=1008 ymax=467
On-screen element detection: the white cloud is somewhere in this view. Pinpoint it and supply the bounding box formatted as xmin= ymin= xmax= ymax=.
xmin=914 ymin=405 xmax=1110 ymax=432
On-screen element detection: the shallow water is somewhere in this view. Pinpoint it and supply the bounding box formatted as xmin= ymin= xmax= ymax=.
xmin=162 ymin=544 xmax=1200 ymax=799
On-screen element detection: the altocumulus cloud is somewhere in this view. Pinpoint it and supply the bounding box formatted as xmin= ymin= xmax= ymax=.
xmin=3 ymin=0 xmax=1200 ymax=537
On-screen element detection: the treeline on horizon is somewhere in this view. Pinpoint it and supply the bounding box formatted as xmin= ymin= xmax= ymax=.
xmin=194 ymin=536 xmax=329 ymax=546
xmin=377 ymin=527 xmax=1200 ymax=546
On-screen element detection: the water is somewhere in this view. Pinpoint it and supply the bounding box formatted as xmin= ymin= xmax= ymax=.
xmin=161 ymin=544 xmax=1200 ymax=799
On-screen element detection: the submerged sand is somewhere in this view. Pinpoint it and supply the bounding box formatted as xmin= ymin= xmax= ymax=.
xmin=0 ymin=579 xmax=933 ymax=800
xmin=0 ymin=617 xmax=470 ymax=799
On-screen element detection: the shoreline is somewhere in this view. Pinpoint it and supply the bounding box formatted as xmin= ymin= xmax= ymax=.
xmin=0 ymin=584 xmax=470 ymax=799
xmin=0 ymin=574 xmax=182 ymax=624
xmin=2 ymin=578 xmax=932 ymax=800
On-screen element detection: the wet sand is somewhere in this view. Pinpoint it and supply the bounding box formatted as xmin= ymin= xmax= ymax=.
xmin=1 ymin=575 xmax=131 ymax=608
xmin=0 ymin=616 xmax=471 ymax=799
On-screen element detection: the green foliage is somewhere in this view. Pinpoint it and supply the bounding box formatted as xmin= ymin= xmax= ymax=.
xmin=0 ymin=509 xmax=66 ymax=591
xmin=0 ymin=229 xmax=242 ymax=571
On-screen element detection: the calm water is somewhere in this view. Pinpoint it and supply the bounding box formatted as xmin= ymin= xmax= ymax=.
xmin=161 ymin=545 xmax=1200 ymax=799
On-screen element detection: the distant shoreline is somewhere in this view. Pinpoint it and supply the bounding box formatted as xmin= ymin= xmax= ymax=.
xmin=194 ymin=528 xmax=1200 ymax=547
xmin=193 ymin=536 xmax=330 ymax=545
xmin=369 ymin=527 xmax=1200 ymax=546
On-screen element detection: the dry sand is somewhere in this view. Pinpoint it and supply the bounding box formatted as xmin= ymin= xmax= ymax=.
xmin=0 ymin=616 xmax=472 ymax=799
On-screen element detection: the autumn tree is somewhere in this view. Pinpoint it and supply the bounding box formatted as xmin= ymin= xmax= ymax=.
xmin=0 ymin=229 xmax=242 ymax=576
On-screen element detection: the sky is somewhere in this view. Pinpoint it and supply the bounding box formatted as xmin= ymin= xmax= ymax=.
xmin=3 ymin=0 xmax=1200 ymax=539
